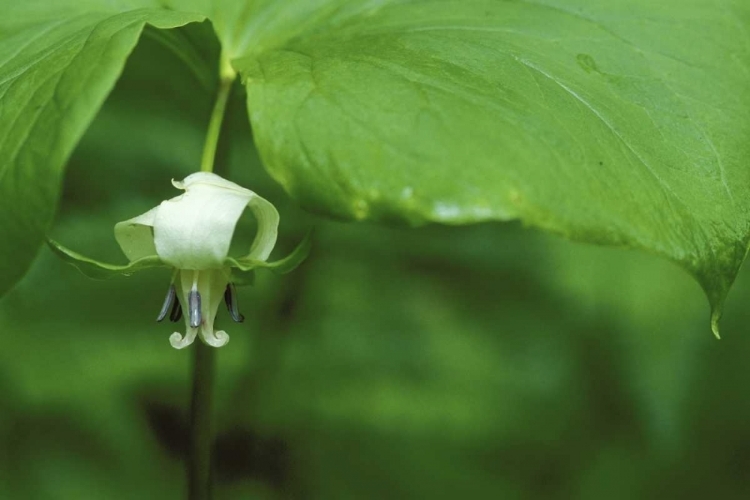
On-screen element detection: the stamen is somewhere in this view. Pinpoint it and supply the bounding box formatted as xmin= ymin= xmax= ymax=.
xmin=189 ymin=291 xmax=201 ymax=328
xmin=169 ymin=298 xmax=183 ymax=323
xmin=189 ymin=271 xmax=202 ymax=328
xmin=224 ymin=283 xmax=245 ymax=323
xmin=156 ymin=284 xmax=176 ymax=322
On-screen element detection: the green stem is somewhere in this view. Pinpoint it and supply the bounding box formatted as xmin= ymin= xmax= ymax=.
xmin=188 ymin=53 xmax=237 ymax=500
xmin=200 ymin=54 xmax=237 ymax=173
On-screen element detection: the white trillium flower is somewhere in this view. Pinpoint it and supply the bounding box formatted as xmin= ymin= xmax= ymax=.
xmin=115 ymin=173 xmax=278 ymax=349
xmin=49 ymin=172 xmax=311 ymax=349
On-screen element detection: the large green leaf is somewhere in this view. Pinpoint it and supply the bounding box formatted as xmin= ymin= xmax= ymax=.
xmin=2 ymin=0 xmax=749 ymax=334
xmin=232 ymin=0 xmax=750 ymax=335
xmin=0 ymin=2 xmax=204 ymax=297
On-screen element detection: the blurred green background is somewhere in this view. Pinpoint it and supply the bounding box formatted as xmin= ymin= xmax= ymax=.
xmin=2 ymin=22 xmax=750 ymax=499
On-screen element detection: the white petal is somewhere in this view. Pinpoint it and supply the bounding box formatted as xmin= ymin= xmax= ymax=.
xmin=114 ymin=207 xmax=158 ymax=262
xmin=198 ymin=267 xmax=231 ymax=347
xmin=203 ymin=330 xmax=229 ymax=348
xmin=175 ymin=268 xmax=231 ymax=349
xmin=172 ymin=172 xmax=249 ymax=192
xmin=245 ymin=194 xmax=279 ymax=262
xmin=170 ymin=273 xmax=202 ymax=349
xmin=169 ymin=328 xmax=199 ymax=349
xmin=153 ymin=172 xmax=278 ymax=269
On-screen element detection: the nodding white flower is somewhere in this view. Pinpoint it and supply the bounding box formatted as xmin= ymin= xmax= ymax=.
xmin=49 ymin=172 xmax=310 ymax=349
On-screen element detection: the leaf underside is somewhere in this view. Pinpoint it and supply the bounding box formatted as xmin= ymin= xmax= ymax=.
xmin=2 ymin=1 xmax=749 ymax=334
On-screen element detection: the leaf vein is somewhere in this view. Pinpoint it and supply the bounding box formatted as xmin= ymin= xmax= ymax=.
xmin=512 ymin=55 xmax=686 ymax=208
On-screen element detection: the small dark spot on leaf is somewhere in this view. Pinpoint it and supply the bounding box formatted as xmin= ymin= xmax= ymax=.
xmin=577 ymin=53 xmax=600 ymax=74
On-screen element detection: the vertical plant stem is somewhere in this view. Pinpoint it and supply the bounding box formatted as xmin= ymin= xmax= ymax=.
xmin=200 ymin=55 xmax=237 ymax=173
xmin=188 ymin=342 xmax=216 ymax=500
xmin=188 ymin=52 xmax=237 ymax=500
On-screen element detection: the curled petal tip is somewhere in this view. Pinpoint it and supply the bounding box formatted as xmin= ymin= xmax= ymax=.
xmin=169 ymin=330 xmax=198 ymax=349
xmin=202 ymin=330 xmax=230 ymax=348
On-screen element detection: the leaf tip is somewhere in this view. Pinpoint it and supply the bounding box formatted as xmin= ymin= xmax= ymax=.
xmin=711 ymin=317 xmax=721 ymax=340
xmin=710 ymin=303 xmax=723 ymax=339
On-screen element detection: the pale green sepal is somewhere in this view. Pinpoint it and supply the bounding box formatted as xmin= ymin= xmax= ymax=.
xmin=47 ymin=239 xmax=167 ymax=280
xmin=227 ymin=230 xmax=312 ymax=275
xmin=230 ymin=270 xmax=256 ymax=287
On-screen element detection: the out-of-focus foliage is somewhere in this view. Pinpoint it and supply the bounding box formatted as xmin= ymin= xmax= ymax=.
xmin=2 ymin=26 xmax=750 ymax=499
